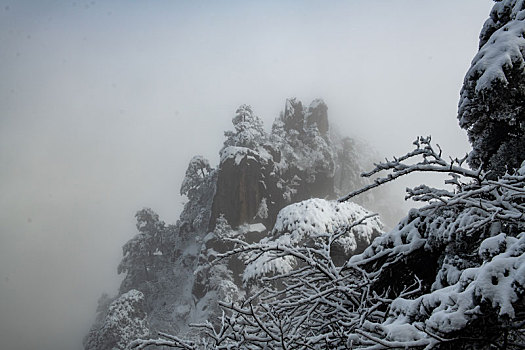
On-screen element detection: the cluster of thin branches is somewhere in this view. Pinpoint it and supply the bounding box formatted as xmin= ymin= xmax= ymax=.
xmin=379 ymin=137 xmax=522 ymax=225
xmin=130 ymin=137 xmax=525 ymax=349
xmin=343 ymin=137 xmax=525 ymax=238
xmin=130 ymin=217 xmax=424 ymax=349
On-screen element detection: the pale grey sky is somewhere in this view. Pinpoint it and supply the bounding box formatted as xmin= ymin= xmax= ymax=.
xmin=0 ymin=1 xmax=494 ymax=349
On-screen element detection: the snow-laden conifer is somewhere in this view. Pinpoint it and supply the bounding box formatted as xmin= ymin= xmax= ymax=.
xmin=459 ymin=0 xmax=525 ymax=176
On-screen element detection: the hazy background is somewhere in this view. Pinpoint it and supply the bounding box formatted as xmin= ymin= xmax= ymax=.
xmin=0 ymin=1 xmax=494 ymax=349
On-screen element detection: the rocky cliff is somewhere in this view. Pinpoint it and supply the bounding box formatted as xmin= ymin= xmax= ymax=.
xmin=84 ymin=98 xmax=392 ymax=349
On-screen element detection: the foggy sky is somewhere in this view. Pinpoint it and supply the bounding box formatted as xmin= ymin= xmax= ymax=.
xmin=0 ymin=1 xmax=494 ymax=349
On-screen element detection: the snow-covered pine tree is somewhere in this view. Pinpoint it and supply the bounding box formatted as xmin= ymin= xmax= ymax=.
xmin=459 ymin=0 xmax=525 ymax=177
xmin=117 ymin=208 xmax=167 ymax=294
xmin=180 ymin=156 xmax=213 ymax=201
xmin=179 ymin=155 xmax=217 ymax=233
xmin=223 ymin=104 xmax=266 ymax=150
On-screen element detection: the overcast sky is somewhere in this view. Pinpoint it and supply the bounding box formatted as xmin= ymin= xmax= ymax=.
xmin=0 ymin=1 xmax=494 ymax=349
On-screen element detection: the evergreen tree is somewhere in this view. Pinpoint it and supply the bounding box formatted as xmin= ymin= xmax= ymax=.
xmin=85 ymin=290 xmax=149 ymax=350
xmin=180 ymin=156 xmax=213 ymax=200
xmin=223 ymin=104 xmax=266 ymax=150
xmin=117 ymin=208 xmax=165 ymax=293
xmin=459 ymin=0 xmax=525 ymax=176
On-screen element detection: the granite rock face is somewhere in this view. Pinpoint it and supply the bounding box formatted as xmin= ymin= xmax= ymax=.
xmin=210 ymin=149 xmax=271 ymax=229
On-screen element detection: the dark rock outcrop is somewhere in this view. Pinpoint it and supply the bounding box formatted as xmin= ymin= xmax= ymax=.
xmin=210 ymin=98 xmax=336 ymax=231
xmin=210 ymin=150 xmax=272 ymax=229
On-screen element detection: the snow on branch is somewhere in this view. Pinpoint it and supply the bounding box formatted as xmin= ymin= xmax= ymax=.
xmin=338 ymin=136 xmax=481 ymax=203
xmin=129 ymin=331 xmax=196 ymax=349
xmin=180 ymin=214 xmax=405 ymax=349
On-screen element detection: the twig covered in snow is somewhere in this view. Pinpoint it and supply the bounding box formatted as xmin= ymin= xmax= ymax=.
xmin=338 ymin=136 xmax=482 ymax=203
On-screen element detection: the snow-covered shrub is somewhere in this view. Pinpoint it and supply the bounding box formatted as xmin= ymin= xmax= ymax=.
xmin=242 ymin=198 xmax=383 ymax=281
